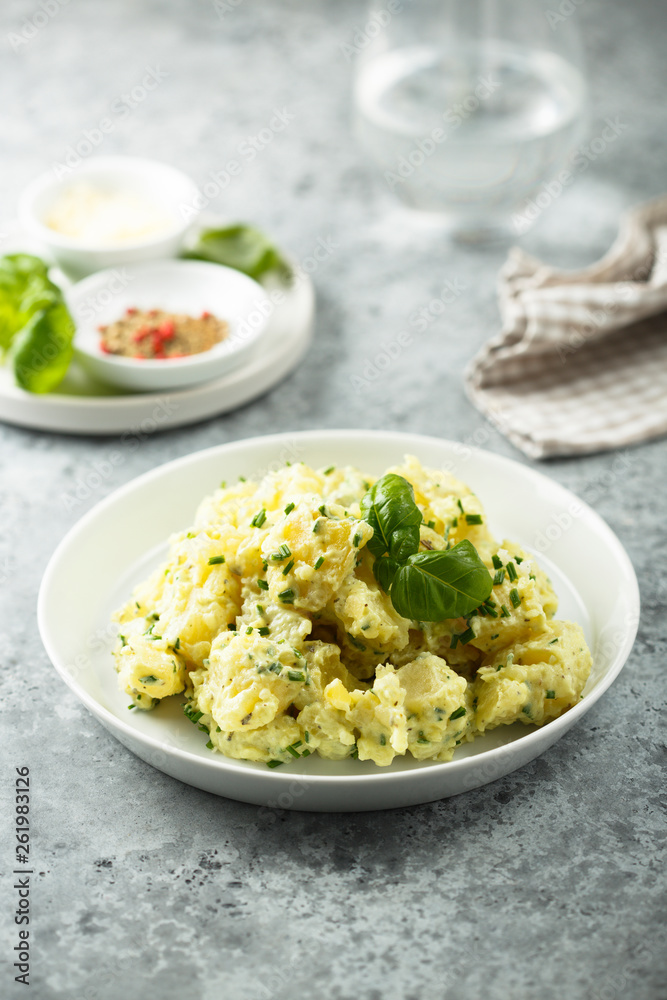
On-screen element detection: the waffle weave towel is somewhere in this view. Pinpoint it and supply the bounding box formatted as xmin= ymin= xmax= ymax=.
xmin=465 ymin=195 xmax=667 ymax=459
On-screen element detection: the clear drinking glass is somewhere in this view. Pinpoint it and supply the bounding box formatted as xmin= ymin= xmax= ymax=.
xmin=353 ymin=0 xmax=588 ymax=238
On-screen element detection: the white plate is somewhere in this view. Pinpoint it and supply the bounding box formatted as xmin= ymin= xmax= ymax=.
xmin=0 ymin=266 xmax=313 ymax=435
xmin=70 ymin=260 xmax=272 ymax=391
xmin=37 ymin=431 xmax=640 ymax=812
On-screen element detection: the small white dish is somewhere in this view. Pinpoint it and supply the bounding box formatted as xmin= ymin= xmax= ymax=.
xmin=67 ymin=260 xmax=273 ymax=391
xmin=38 ymin=431 xmax=640 ymax=812
xmin=18 ymin=156 xmax=199 ymax=277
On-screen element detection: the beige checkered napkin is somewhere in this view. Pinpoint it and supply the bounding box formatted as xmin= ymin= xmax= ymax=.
xmin=465 ymin=195 xmax=667 ymax=459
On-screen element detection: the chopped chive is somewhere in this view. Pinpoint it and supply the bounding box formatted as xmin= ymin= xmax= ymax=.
xmin=490 ymin=633 xmax=499 ymax=640
xmin=304 ymin=730 xmax=310 ymax=742
xmin=449 ymin=706 xmax=466 ymax=720
xmin=268 ymin=662 xmax=282 ymax=674
xmin=349 ymin=745 xmax=359 ymax=759
xmin=318 ymin=504 xmax=327 ymax=516
xmin=246 ymin=626 xmax=253 ymax=635
xmin=353 ymin=531 xmax=362 ymax=547
xmin=465 ymin=513 xmax=483 ymax=525
xmin=205 ymin=740 xmax=214 ymax=749
xmin=500 ymin=604 xmax=510 ymax=618
xmin=379 ymin=734 xmax=387 ymax=746
xmin=314 ymin=556 xmax=324 ymax=570
xmin=258 ymin=626 xmax=270 ymax=637
xmin=174 ymin=637 xmax=180 ymax=650
xmin=227 ymin=622 xmax=237 ymax=630
xmin=427 ymin=520 xmax=435 ymax=530
xmin=127 ymin=704 xmax=136 ymax=710
xmin=301 ymin=748 xmax=311 ymax=756
xmin=139 ymin=675 xmax=159 ymax=684
xmin=452 ymin=517 xmax=458 ymax=527
xmin=184 ymin=704 xmax=203 ymax=724
xmin=278 ymin=588 xmax=295 ymax=604
xmin=493 ymin=568 xmax=505 ymax=586
xmin=256 ymin=604 xmax=265 ymax=615
xmin=346 ymin=633 xmax=366 ymax=651
xmin=285 ymin=743 xmax=301 ymax=758
xmin=522 ymin=706 xmax=532 ymax=717
xmin=458 ymin=626 xmax=475 ymax=645
xmin=282 ymin=559 xmax=294 ymax=576
xmin=509 ymin=588 xmax=521 ymax=609
xmin=417 ymin=732 xmax=430 ymax=744
xmin=292 ymin=648 xmax=303 ymax=658
xmin=457 ymin=499 xmax=464 ymax=513
xmin=529 ymin=573 xmax=536 ymax=581
xmin=450 ymin=634 xmax=459 ymax=649
xmin=267 ymin=760 xmax=283 ymax=768
xmin=288 ymin=670 xmax=305 ymax=682
xmin=312 ymin=521 xmax=320 ymax=534
xmin=548 ymin=638 xmax=559 ymax=645
xmin=257 ymin=579 xmax=269 ymax=591
xmin=506 ymin=561 xmax=518 ymax=582
xmin=323 ymin=465 xmax=335 ymax=475
xmin=208 ymin=555 xmax=225 ymax=565
xmin=545 ymin=690 xmax=556 ymax=699
xmin=515 ymin=556 xmax=523 ymax=564
xmin=271 ymin=544 xmax=291 ymax=561
xmin=251 ymin=508 xmax=267 ymax=528
xmin=119 ymin=634 xmax=127 ymax=647
xmin=492 ymin=554 xmax=503 ymax=569
xmin=284 ymin=502 xmax=295 ymax=515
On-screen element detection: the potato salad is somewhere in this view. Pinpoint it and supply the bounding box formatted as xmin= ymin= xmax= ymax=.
xmin=112 ymin=457 xmax=592 ymax=767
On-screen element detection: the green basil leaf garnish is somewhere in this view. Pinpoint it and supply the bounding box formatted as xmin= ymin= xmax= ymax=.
xmin=360 ymin=473 xmax=422 ymax=562
xmin=372 ymin=555 xmax=401 ymax=593
xmin=183 ymin=224 xmax=291 ymax=282
xmin=389 ymin=541 xmax=493 ymax=622
xmin=0 ymin=253 xmax=75 ymax=393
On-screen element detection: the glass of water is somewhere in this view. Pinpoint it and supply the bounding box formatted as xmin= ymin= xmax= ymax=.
xmin=353 ymin=0 xmax=588 ymax=238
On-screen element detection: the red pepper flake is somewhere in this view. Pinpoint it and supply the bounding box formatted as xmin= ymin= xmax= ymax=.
xmin=99 ymin=341 xmax=112 ymax=354
xmin=126 ymin=307 xmax=137 ymax=316
xmin=100 ymin=308 xmax=228 ymax=360
xmin=97 ymin=324 xmax=107 ymax=333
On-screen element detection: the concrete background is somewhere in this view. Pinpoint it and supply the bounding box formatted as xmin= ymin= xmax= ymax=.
xmin=1 ymin=0 xmax=665 ymax=997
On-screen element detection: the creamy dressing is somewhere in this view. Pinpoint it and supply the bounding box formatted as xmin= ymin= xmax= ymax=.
xmin=45 ymin=183 xmax=175 ymax=245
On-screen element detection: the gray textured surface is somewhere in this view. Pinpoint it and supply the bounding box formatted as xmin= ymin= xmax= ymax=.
xmin=1 ymin=1 xmax=666 ymax=998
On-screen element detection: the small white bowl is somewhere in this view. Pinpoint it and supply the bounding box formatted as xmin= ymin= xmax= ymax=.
xmin=18 ymin=156 xmax=200 ymax=277
xmin=67 ymin=260 xmax=273 ymax=391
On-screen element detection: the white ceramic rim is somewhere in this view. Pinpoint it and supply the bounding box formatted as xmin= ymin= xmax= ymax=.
xmin=38 ymin=430 xmax=640 ymax=796
xmin=18 ymin=155 xmax=198 ymax=252
xmin=69 ymin=259 xmax=271 ymax=372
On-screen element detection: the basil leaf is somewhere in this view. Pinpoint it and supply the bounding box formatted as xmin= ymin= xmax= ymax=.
xmin=390 ymin=540 xmax=493 ymax=622
xmin=184 ymin=224 xmax=292 ymax=282
xmin=373 ymin=555 xmax=401 ymax=593
xmin=0 ymin=254 xmax=51 ymax=351
xmin=0 ymin=253 xmax=75 ymax=392
xmin=360 ymin=473 xmax=422 ymax=562
xmin=10 ymin=301 xmax=74 ymax=393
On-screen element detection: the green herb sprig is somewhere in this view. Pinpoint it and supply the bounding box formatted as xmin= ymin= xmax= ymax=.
xmin=359 ymin=474 xmax=493 ymax=622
